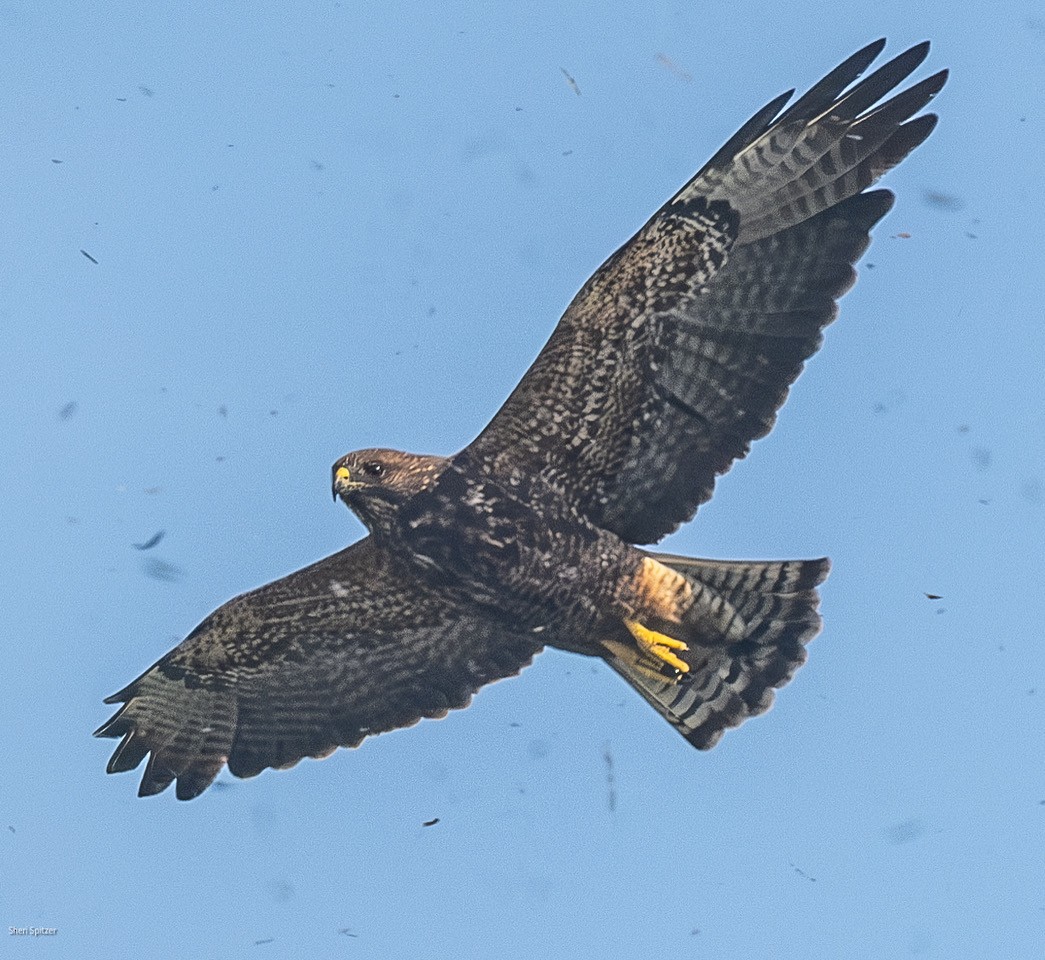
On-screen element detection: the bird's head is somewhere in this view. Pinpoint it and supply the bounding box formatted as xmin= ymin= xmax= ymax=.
xmin=332 ymin=448 xmax=448 ymax=534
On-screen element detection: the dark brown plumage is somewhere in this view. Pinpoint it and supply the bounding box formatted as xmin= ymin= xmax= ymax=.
xmin=96 ymin=40 xmax=945 ymax=799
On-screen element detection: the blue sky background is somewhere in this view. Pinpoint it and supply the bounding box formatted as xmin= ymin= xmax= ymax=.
xmin=2 ymin=2 xmax=1043 ymax=957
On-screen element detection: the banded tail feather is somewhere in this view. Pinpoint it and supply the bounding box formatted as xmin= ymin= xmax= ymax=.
xmin=607 ymin=555 xmax=829 ymax=749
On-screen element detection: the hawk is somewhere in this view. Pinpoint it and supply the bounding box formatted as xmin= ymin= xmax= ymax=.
xmin=96 ymin=40 xmax=946 ymax=799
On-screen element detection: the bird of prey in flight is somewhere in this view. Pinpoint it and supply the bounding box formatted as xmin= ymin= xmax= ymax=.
xmin=96 ymin=39 xmax=946 ymax=799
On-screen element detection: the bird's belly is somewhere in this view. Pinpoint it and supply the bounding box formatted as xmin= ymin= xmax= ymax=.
xmin=394 ymin=468 xmax=642 ymax=631
xmin=403 ymin=517 xmax=636 ymax=634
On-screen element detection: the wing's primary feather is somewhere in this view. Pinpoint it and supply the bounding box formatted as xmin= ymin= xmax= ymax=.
xmin=95 ymin=538 xmax=543 ymax=799
xmin=467 ymin=41 xmax=945 ymax=543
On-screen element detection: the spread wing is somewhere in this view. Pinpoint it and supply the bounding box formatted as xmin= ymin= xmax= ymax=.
xmin=466 ymin=40 xmax=946 ymax=543
xmin=95 ymin=538 xmax=543 ymax=800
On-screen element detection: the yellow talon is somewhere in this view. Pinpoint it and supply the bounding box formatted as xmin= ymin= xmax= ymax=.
xmin=624 ymin=620 xmax=690 ymax=674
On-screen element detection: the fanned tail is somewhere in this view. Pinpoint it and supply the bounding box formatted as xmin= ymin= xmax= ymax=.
xmin=606 ymin=555 xmax=829 ymax=749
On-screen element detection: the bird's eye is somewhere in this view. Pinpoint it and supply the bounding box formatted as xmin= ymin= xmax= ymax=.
xmin=361 ymin=460 xmax=385 ymax=479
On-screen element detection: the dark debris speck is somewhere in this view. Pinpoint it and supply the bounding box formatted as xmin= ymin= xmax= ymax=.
xmin=886 ymin=817 xmax=926 ymax=845
xmin=922 ymin=189 xmax=964 ymax=211
xmin=133 ymin=531 xmax=165 ymax=551
xmin=142 ymin=557 xmax=185 ymax=583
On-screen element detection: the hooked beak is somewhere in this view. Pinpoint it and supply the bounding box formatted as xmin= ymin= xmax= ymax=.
xmin=332 ymin=465 xmax=363 ymax=501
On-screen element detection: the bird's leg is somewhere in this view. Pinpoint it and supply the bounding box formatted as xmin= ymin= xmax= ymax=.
xmin=623 ymin=619 xmax=690 ymax=674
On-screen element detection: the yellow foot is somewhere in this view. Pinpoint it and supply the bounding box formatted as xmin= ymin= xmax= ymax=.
xmin=624 ymin=620 xmax=690 ymax=674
